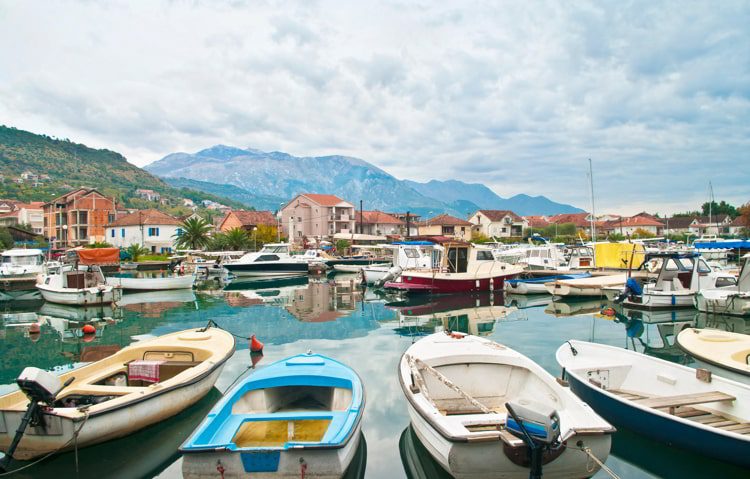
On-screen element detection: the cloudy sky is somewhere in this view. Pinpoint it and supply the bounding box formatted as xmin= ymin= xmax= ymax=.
xmin=1 ymin=1 xmax=748 ymax=214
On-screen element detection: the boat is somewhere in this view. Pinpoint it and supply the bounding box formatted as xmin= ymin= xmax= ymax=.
xmin=105 ymin=272 xmax=196 ymax=291
xmin=544 ymin=273 xmax=627 ymax=298
xmin=695 ymin=253 xmax=750 ymax=316
xmin=333 ymin=262 xmax=389 ymax=274
xmin=181 ymin=352 xmax=365 ymax=479
xmin=0 ymin=327 xmax=234 ymax=461
xmin=362 ymin=241 xmax=434 ymax=286
xmin=385 ymin=240 xmax=523 ymax=294
xmin=677 ymin=328 xmax=750 ymax=384
xmin=326 ymin=245 xmax=390 ymax=273
xmin=37 ymin=266 xmax=122 ymax=306
xmin=399 ymin=332 xmax=614 ymax=479
xmin=610 ymin=252 xmax=738 ymax=310
xmin=0 ymin=249 xmax=45 ymax=279
xmin=222 ymin=243 xmax=309 ymax=277
xmin=505 ymin=273 xmax=591 ymax=295
xmin=545 ymin=297 xmax=607 ymax=317
xmin=556 ymin=340 xmax=750 ymax=467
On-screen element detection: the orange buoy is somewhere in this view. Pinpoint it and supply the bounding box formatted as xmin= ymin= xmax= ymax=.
xmin=82 ymin=324 xmax=96 ymax=335
xmin=250 ymin=334 xmax=264 ymax=353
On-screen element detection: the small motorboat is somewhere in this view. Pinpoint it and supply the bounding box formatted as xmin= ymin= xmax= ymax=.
xmin=105 ymin=272 xmax=196 ymax=291
xmin=677 ymin=328 xmax=750 ymax=384
xmin=181 ymin=352 xmax=365 ymax=478
xmin=505 ymin=273 xmax=591 ymax=295
xmin=399 ymin=332 xmax=614 ymax=479
xmin=557 ymin=340 xmax=750 ymax=467
xmin=0 ymin=327 xmax=234 ymax=462
xmin=695 ymin=253 xmax=750 ymax=317
xmin=37 ymin=266 xmax=122 ymax=306
xmin=544 ymin=274 xmax=627 ymax=298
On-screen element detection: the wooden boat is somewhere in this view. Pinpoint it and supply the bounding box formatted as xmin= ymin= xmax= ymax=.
xmin=544 ymin=273 xmax=626 ymax=297
xmin=695 ymin=253 xmax=750 ymax=316
xmin=105 ymin=273 xmax=195 ymax=291
xmin=505 ymin=273 xmax=590 ymax=295
xmin=556 ymin=340 xmax=750 ymax=467
xmin=399 ymin=332 xmax=614 ymax=479
xmin=37 ymin=266 xmax=122 ymax=306
xmin=677 ymin=328 xmax=750 ymax=384
xmin=0 ymin=327 xmax=234 ymax=460
xmin=181 ymin=352 xmax=365 ymax=479
xmin=385 ymin=241 xmax=522 ymax=294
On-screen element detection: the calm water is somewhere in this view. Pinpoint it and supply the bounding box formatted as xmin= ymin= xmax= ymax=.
xmin=1 ymin=274 xmax=748 ymax=479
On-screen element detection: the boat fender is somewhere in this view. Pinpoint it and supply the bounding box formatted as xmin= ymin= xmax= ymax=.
xmin=448 ymin=331 xmax=467 ymax=339
xmin=250 ymin=334 xmax=264 ymax=352
xmin=82 ymin=324 xmax=96 ymax=335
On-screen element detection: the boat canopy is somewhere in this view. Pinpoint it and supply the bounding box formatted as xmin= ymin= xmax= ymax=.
xmin=594 ymin=242 xmax=646 ymax=269
xmin=392 ymin=241 xmax=435 ymax=246
xmin=2 ymin=248 xmax=43 ymax=257
xmin=77 ymin=247 xmax=120 ymax=265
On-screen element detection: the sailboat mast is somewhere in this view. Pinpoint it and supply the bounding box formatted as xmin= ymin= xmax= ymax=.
xmin=588 ymin=158 xmax=596 ymax=240
xmin=708 ymin=181 xmax=714 ymax=235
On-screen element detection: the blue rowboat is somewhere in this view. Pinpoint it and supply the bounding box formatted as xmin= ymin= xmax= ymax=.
xmin=505 ymin=273 xmax=591 ymax=294
xmin=181 ymin=353 xmax=365 ymax=478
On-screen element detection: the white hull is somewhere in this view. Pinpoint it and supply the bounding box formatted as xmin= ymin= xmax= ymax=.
xmin=623 ymin=290 xmax=696 ymax=309
xmin=182 ymin=424 xmax=362 ymax=479
xmin=545 ymin=274 xmax=626 ymax=297
xmin=106 ymin=275 xmax=195 ymax=291
xmin=504 ymin=282 xmax=549 ymax=295
xmin=362 ymin=266 xmax=390 ymax=285
xmin=37 ymin=284 xmax=122 ymax=305
xmin=228 ymin=270 xmax=308 ymax=278
xmin=695 ymin=290 xmax=750 ymax=317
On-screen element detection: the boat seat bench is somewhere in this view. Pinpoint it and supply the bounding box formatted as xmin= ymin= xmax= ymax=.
xmin=633 ymin=391 xmax=735 ymax=409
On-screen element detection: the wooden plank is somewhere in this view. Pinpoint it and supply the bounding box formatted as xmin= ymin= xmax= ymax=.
xmin=691 ymin=415 xmax=727 ymax=425
xmin=709 ymin=420 xmax=739 ymax=428
xmin=674 ymin=409 xmax=711 ymax=418
xmin=722 ymin=423 xmax=750 ymax=431
xmin=499 ymin=429 xmax=524 ymax=447
xmin=608 ymin=388 xmax=648 ymax=398
xmin=634 ymin=391 xmax=735 ymax=409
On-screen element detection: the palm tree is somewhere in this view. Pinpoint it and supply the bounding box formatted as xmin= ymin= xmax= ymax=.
xmin=174 ymin=216 xmax=213 ymax=250
xmin=126 ymin=244 xmax=149 ymax=262
xmin=222 ymin=227 xmax=251 ymax=251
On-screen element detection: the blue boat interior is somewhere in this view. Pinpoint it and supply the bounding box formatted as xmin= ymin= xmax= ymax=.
xmin=182 ymin=353 xmax=363 ymax=452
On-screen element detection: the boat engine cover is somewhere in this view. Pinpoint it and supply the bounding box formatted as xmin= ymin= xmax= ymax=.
xmin=506 ymin=399 xmax=560 ymax=445
xmin=16 ymin=367 xmax=63 ymax=405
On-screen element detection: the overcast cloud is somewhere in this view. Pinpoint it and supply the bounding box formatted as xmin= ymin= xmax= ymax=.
xmin=1 ymin=0 xmax=748 ymax=214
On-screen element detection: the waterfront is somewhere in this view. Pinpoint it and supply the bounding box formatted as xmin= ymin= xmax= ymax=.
xmin=0 ymin=274 xmax=748 ymax=479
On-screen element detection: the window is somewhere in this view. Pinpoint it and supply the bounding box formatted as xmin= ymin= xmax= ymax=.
xmin=121 ymin=228 xmax=125 ymax=238
xmin=298 ymin=217 xmax=302 ymax=222
xmin=148 ymin=227 xmax=160 ymax=237
xmin=176 ymin=228 xmax=183 ymax=236
xmin=501 ymin=227 xmax=507 ymax=233
xmin=108 ymin=213 xmax=115 ymax=223
xmin=256 ymin=255 xmax=280 ymax=262
xmin=715 ymin=277 xmax=737 ymax=288
xmin=476 ymin=250 xmax=494 ymax=261
xmin=110 ymin=229 xmax=115 ymax=238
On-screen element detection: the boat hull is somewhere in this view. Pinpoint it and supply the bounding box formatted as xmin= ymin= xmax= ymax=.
xmin=36 ymin=285 xmax=122 ymax=305
xmin=695 ymin=291 xmax=750 ymax=317
xmin=182 ymin=426 xmax=362 ymax=479
xmin=622 ymin=291 xmax=696 ymax=310
xmin=0 ymin=362 xmax=226 ymax=460
xmin=223 ymin=262 xmax=309 ymax=277
xmin=386 ymin=272 xmax=515 ymax=294
xmin=105 ymin=275 xmax=196 ymax=291
xmin=566 ymin=373 xmax=750 ymax=467
xmin=504 ymin=281 xmax=549 ymax=295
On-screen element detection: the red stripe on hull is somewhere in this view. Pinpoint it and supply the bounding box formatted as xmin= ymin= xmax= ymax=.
xmin=387 ymin=273 xmax=515 ymax=294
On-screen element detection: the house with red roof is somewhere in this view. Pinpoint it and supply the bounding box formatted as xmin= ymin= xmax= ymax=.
xmin=418 ymin=214 xmax=473 ymax=240
xmin=0 ymin=201 xmax=44 ymax=234
xmin=106 ymin=209 xmax=182 ymax=253
xmin=600 ymin=215 xmax=664 ymax=236
xmin=44 ymin=188 xmax=117 ymax=247
xmin=360 ymin=210 xmax=404 ymax=236
xmin=280 ymin=193 xmax=355 ymax=240
xmin=468 ymin=210 xmax=527 ymax=238
xmin=728 ymin=216 xmax=749 ymax=236
xmin=219 ymin=210 xmax=277 ymax=233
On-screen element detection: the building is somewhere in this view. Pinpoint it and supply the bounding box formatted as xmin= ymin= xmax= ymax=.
xmin=389 ymin=212 xmax=420 ymax=236
xmin=662 ymin=216 xmax=696 ymax=235
xmin=728 ymin=216 xmax=749 ymax=236
xmin=135 ymin=189 xmax=161 ymax=202
xmin=548 ymin=213 xmax=596 ymax=236
xmin=524 ymin=216 xmax=551 ymax=230
xmin=107 ymin=209 xmax=182 ymax=254
xmin=15 ymin=202 xmax=45 ymax=234
xmin=43 ymin=188 xmax=117 ymax=247
xmin=280 ymin=194 xmax=355 ymax=241
xmin=360 ymin=211 xmax=404 ymax=236
xmin=219 ymin=210 xmax=277 ymax=233
xmin=693 ymin=215 xmax=733 ymax=235
xmin=600 ymin=216 xmax=664 ymax=236
xmin=418 ymin=214 xmax=472 ymax=240
xmin=469 ymin=210 xmax=526 ymax=238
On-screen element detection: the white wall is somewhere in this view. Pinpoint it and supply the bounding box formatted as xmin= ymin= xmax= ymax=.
xmin=107 ymin=224 xmax=182 ymax=253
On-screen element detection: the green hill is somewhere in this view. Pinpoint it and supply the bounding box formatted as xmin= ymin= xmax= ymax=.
xmin=0 ymin=125 xmax=247 ymax=212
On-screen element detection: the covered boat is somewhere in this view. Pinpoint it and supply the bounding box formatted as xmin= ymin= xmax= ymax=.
xmin=677 ymin=328 xmax=750 ymax=384
xmin=181 ymin=352 xmax=365 ymax=479
xmin=557 ymin=340 xmax=750 ymax=467
xmin=385 ymin=241 xmax=522 ymax=294
xmin=399 ymin=332 xmax=614 ymax=479
xmin=505 ymin=273 xmax=591 ymax=295
xmin=223 ymin=243 xmax=309 ymax=277
xmin=0 ymin=327 xmax=234 ymax=461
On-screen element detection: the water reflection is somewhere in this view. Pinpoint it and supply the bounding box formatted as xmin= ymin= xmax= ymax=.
xmin=0 ymin=277 xmax=748 ymax=479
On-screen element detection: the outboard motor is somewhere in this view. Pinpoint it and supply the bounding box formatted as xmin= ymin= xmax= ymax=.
xmin=0 ymin=368 xmax=73 ymax=471
xmin=376 ymin=266 xmax=402 ymax=287
xmin=614 ymin=277 xmax=643 ymax=304
xmin=505 ymin=400 xmax=562 ymax=479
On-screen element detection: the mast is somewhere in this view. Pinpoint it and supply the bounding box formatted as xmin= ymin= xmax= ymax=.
xmin=588 ymin=159 xmax=597 ymax=267
xmin=708 ymin=181 xmax=714 ymax=235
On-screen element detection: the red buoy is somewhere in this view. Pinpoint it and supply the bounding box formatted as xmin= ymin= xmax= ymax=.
xmin=250 ymin=334 xmax=264 ymax=353
xmin=82 ymin=324 xmax=96 ymax=335
xmin=28 ymin=323 xmax=41 ymax=334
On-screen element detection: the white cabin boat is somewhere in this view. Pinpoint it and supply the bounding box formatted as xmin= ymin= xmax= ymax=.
xmin=223 ymin=243 xmax=309 ymax=277
xmin=37 ymin=266 xmax=122 ymax=306
xmin=399 ymin=332 xmax=614 ymax=479
xmin=0 ymin=249 xmax=45 ymax=279
xmin=362 ymin=241 xmax=434 ymax=286
xmin=695 ymin=254 xmax=750 ymax=316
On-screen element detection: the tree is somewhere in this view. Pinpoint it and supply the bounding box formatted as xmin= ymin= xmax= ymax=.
xmin=632 ymin=228 xmax=656 ymax=239
xmin=701 ymin=200 xmax=738 ymax=218
xmin=173 ymin=217 xmax=213 ymax=250
xmin=221 ymin=228 xmax=251 ymax=251
xmin=254 ymin=224 xmax=279 ymax=249
xmin=125 ymin=244 xmax=149 ymax=262
xmin=738 ymin=202 xmax=750 ymax=236
xmin=0 ymin=227 xmax=13 ymax=249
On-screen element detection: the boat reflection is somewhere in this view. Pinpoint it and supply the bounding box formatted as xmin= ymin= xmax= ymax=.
xmin=546 ymin=297 xmax=608 ymax=317
xmin=399 ymin=425 xmax=452 ymax=479
xmin=384 ymin=293 xmax=518 ymax=337
xmin=503 ymin=293 xmax=551 ymax=310
xmin=118 ymin=290 xmax=197 ymax=317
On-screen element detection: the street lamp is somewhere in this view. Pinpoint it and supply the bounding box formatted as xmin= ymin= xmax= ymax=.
xmin=253 ymin=226 xmax=258 ymax=251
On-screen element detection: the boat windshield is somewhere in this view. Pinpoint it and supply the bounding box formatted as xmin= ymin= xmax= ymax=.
xmin=261 ymin=245 xmax=290 ymax=254
xmin=2 ymin=255 xmax=42 ymax=266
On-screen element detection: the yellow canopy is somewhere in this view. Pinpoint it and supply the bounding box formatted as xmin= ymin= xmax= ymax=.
xmin=594 ymin=242 xmax=646 ymax=269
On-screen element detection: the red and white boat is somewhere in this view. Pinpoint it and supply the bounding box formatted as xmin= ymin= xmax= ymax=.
xmin=384 ymin=240 xmax=523 ymax=294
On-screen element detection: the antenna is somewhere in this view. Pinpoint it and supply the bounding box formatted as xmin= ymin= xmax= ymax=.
xmin=588 ymin=159 xmax=597 ymax=267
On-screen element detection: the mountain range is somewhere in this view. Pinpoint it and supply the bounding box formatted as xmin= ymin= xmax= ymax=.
xmin=146 ymin=146 xmax=583 ymax=217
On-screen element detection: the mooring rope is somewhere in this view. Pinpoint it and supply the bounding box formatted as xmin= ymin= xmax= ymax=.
xmin=572 ymin=445 xmax=621 ymax=479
